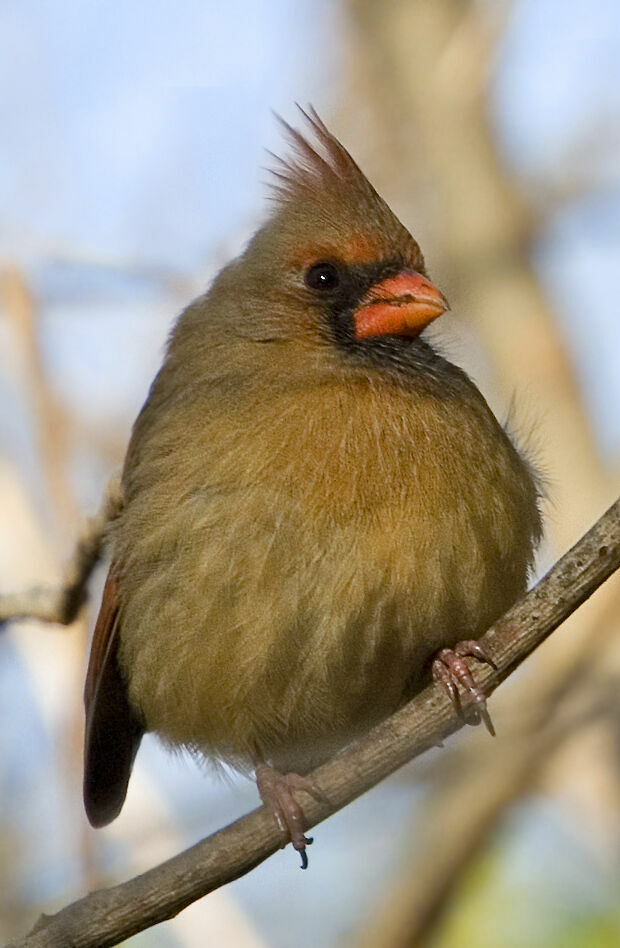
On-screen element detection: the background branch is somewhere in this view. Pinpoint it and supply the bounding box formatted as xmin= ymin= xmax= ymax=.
xmin=0 ymin=477 xmax=121 ymax=627
xmin=338 ymin=5 xmax=620 ymax=940
xmin=8 ymin=497 xmax=620 ymax=948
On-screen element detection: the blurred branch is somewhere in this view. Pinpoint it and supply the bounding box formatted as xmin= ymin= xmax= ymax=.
xmin=8 ymin=498 xmax=620 ymax=948
xmin=0 ymin=266 xmax=77 ymax=532
xmin=0 ymin=477 xmax=121 ymax=627
xmin=344 ymin=0 xmax=611 ymax=547
xmin=341 ymin=4 xmax=620 ymax=938
xmin=0 ymin=264 xmax=126 ymax=913
xmin=534 ymin=116 xmax=620 ymax=212
xmin=45 ymin=249 xmax=199 ymax=298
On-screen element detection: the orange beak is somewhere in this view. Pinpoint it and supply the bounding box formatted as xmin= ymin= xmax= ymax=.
xmin=353 ymin=270 xmax=449 ymax=340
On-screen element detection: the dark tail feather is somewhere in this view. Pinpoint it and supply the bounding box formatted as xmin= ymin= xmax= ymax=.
xmin=84 ymin=574 xmax=144 ymax=827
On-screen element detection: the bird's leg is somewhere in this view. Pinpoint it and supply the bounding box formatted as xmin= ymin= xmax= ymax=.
xmin=432 ymin=639 xmax=497 ymax=736
xmin=255 ymin=762 xmax=322 ymax=869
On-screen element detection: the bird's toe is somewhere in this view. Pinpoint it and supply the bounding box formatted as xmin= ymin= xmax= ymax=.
xmin=432 ymin=640 xmax=496 ymax=736
xmin=255 ymin=764 xmax=320 ymax=869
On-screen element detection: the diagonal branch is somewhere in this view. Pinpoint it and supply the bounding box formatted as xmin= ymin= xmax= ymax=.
xmin=8 ymin=497 xmax=620 ymax=948
xmin=0 ymin=477 xmax=122 ymax=628
xmin=357 ymin=584 xmax=620 ymax=948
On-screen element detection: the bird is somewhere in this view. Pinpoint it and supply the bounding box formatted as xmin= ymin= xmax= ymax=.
xmin=83 ymin=107 xmax=542 ymax=868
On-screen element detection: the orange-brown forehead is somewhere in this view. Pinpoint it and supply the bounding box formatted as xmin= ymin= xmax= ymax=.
xmin=287 ymin=233 xmax=374 ymax=267
xmin=287 ymin=231 xmax=417 ymax=269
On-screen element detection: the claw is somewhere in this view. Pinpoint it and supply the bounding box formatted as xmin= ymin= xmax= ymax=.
xmin=455 ymin=639 xmax=497 ymax=670
xmin=432 ymin=639 xmax=496 ymax=735
xmin=299 ymin=837 xmax=313 ymax=870
xmin=255 ymin=763 xmax=322 ymax=868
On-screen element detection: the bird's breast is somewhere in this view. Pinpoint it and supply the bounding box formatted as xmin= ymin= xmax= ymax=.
xmin=115 ymin=368 xmax=539 ymax=770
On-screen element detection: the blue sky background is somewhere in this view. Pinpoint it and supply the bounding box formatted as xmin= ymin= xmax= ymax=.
xmin=1 ymin=1 xmax=619 ymax=945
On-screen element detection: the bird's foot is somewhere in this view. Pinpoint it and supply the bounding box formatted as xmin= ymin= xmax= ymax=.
xmin=432 ymin=639 xmax=497 ymax=736
xmin=255 ymin=763 xmax=322 ymax=869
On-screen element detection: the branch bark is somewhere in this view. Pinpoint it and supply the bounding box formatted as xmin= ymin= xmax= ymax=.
xmin=358 ymin=584 xmax=620 ymax=948
xmin=7 ymin=497 xmax=620 ymax=948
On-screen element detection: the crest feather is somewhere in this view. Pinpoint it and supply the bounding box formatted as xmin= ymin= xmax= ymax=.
xmin=268 ymin=105 xmax=379 ymax=205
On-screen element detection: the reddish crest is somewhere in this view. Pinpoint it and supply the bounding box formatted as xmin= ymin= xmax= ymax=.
xmin=267 ymin=106 xmax=423 ymax=270
xmin=268 ymin=105 xmax=380 ymax=206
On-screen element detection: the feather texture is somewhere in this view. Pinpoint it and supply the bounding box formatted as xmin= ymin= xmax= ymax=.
xmin=84 ymin=110 xmax=542 ymax=823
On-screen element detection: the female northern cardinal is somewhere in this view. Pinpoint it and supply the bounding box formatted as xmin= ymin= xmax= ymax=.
xmin=84 ymin=108 xmax=542 ymax=867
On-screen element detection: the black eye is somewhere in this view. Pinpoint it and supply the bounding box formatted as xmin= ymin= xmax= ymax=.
xmin=305 ymin=261 xmax=340 ymax=291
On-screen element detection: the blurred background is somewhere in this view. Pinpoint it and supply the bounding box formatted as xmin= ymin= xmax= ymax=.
xmin=1 ymin=0 xmax=619 ymax=945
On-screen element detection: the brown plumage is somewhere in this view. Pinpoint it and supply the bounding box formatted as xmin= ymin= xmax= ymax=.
xmin=84 ymin=109 xmax=542 ymax=860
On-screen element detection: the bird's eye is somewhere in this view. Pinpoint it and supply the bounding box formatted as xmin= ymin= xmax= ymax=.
xmin=305 ymin=261 xmax=341 ymax=292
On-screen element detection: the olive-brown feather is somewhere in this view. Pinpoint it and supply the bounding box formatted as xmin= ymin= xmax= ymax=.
xmin=84 ymin=109 xmax=542 ymax=830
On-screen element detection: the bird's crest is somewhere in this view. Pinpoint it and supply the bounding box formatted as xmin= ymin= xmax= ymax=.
xmin=268 ymin=106 xmax=381 ymax=207
xmin=264 ymin=106 xmax=419 ymax=268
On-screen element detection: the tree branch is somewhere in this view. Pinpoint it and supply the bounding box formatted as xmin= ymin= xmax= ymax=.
xmin=357 ymin=585 xmax=620 ymax=948
xmin=8 ymin=497 xmax=620 ymax=948
xmin=0 ymin=477 xmax=121 ymax=627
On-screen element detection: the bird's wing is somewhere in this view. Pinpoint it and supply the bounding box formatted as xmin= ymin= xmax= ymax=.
xmin=83 ymin=570 xmax=144 ymax=827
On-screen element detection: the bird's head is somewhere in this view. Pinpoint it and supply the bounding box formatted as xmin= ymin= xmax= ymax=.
xmin=234 ymin=107 xmax=449 ymax=358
